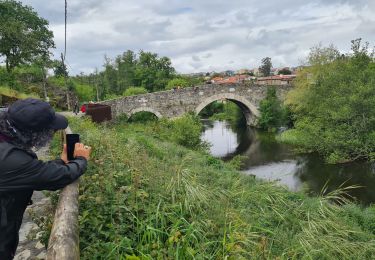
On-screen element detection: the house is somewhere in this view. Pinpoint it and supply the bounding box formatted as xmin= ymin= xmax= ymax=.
xmin=256 ymin=74 xmax=296 ymax=85
xmin=236 ymin=69 xmax=250 ymax=75
xmin=211 ymin=75 xmax=254 ymax=84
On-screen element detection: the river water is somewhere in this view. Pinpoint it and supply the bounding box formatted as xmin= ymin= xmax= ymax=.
xmin=201 ymin=120 xmax=375 ymax=205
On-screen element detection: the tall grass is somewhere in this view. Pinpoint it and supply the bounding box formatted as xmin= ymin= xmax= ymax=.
xmin=0 ymin=86 xmax=39 ymax=99
xmin=58 ymin=117 xmax=375 ymax=259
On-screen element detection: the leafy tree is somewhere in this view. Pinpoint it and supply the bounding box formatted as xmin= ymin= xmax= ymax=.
xmin=123 ymin=87 xmax=147 ymax=96
xmin=53 ymin=60 xmax=68 ymax=77
xmin=116 ymin=50 xmax=137 ymax=94
xmin=285 ymin=39 xmax=375 ymax=163
xmin=166 ymin=78 xmax=189 ymax=90
xmin=259 ymin=57 xmax=272 ymax=77
xmin=258 ymin=87 xmax=288 ymax=131
xmin=135 ymin=51 xmax=175 ymax=92
xmin=278 ymin=68 xmax=292 ymax=75
xmin=0 ymin=0 xmax=55 ymax=72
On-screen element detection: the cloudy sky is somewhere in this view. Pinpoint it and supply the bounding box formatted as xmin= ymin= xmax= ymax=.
xmin=20 ymin=0 xmax=375 ymax=75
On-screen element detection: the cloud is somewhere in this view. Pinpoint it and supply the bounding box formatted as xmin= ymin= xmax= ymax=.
xmin=18 ymin=0 xmax=375 ymax=74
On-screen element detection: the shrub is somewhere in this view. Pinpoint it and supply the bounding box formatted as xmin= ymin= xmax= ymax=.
xmin=166 ymin=78 xmax=189 ymax=90
xmin=170 ymin=114 xmax=203 ymax=149
xmin=258 ymin=87 xmax=289 ymax=131
xmin=123 ymin=87 xmax=147 ymax=96
xmin=285 ymin=39 xmax=375 ymax=162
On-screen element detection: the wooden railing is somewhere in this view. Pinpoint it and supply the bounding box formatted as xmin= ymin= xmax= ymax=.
xmin=46 ymin=127 xmax=80 ymax=260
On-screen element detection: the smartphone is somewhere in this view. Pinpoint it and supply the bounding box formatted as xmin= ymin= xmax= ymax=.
xmin=66 ymin=134 xmax=80 ymax=160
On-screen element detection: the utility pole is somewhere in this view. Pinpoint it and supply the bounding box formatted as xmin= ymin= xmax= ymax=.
xmin=63 ymin=0 xmax=70 ymax=110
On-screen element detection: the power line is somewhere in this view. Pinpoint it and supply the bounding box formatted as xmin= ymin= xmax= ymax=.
xmin=64 ymin=0 xmax=67 ymax=61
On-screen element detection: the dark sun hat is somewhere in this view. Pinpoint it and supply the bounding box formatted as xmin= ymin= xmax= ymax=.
xmin=7 ymin=98 xmax=68 ymax=131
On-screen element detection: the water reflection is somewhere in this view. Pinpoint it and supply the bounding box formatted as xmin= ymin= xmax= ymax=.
xmin=201 ymin=120 xmax=375 ymax=205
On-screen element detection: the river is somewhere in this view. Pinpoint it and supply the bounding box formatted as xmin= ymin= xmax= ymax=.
xmin=201 ymin=120 xmax=375 ymax=205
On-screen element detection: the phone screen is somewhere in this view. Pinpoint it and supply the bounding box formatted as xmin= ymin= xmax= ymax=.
xmin=66 ymin=134 xmax=80 ymax=160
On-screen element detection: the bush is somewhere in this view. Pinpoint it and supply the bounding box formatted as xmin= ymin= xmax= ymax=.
xmin=258 ymin=87 xmax=289 ymax=131
xmin=74 ymin=83 xmax=95 ymax=101
xmin=166 ymin=78 xmax=189 ymax=90
xmin=170 ymin=114 xmax=203 ymax=149
xmin=286 ymin=39 xmax=375 ymax=162
xmin=123 ymin=87 xmax=147 ymax=96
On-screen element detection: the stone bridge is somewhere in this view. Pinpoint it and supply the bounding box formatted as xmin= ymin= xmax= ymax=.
xmin=101 ymin=83 xmax=292 ymax=125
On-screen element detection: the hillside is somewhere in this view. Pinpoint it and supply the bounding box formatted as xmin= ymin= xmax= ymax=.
xmin=46 ymin=116 xmax=375 ymax=259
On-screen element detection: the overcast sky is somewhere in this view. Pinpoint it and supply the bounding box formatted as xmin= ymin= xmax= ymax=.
xmin=20 ymin=0 xmax=375 ymax=75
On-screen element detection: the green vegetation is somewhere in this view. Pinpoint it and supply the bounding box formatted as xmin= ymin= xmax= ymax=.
xmin=258 ymin=87 xmax=290 ymax=131
xmin=123 ymin=87 xmax=148 ymax=97
xmin=0 ymin=0 xmax=54 ymax=72
xmin=0 ymin=1 xmax=202 ymax=107
xmin=259 ymin=57 xmax=272 ymax=77
xmin=282 ymin=39 xmax=375 ymax=163
xmin=166 ymin=78 xmax=189 ymax=90
xmin=0 ymin=86 xmax=38 ymax=99
xmin=128 ymin=112 xmax=157 ymax=123
xmin=46 ymin=116 xmax=375 ymax=259
xmin=200 ymin=101 xmax=245 ymax=125
xmin=278 ymin=68 xmax=292 ymax=75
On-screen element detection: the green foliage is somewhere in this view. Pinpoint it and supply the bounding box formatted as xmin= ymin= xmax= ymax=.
xmin=278 ymin=68 xmax=292 ymax=75
xmin=123 ymin=87 xmax=147 ymax=97
xmin=98 ymin=50 xmax=175 ymax=96
xmin=74 ymin=82 xmax=95 ymax=101
xmin=258 ymin=87 xmax=289 ymax=131
xmin=0 ymin=0 xmax=54 ymax=72
xmin=259 ymin=57 xmax=272 ymax=77
xmin=51 ymin=117 xmax=375 ymax=259
xmin=128 ymin=111 xmax=157 ymax=123
xmin=166 ymin=78 xmax=189 ymax=90
xmin=0 ymin=86 xmax=38 ymax=99
xmin=199 ymin=101 xmax=224 ymax=117
xmin=53 ymin=60 xmax=68 ymax=77
xmin=169 ymin=114 xmax=204 ymax=149
xmin=210 ymin=101 xmax=244 ymax=124
xmin=285 ymin=39 xmax=375 ymax=163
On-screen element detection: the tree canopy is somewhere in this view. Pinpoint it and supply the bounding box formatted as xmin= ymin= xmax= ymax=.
xmin=285 ymin=39 xmax=375 ymax=163
xmin=100 ymin=50 xmax=175 ymax=96
xmin=0 ymin=0 xmax=55 ymax=72
xmin=166 ymin=78 xmax=189 ymax=90
xmin=259 ymin=57 xmax=272 ymax=77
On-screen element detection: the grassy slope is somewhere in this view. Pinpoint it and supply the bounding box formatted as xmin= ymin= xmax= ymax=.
xmin=67 ymin=118 xmax=375 ymax=259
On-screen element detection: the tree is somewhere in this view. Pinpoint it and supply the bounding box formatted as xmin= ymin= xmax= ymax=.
xmin=258 ymin=87 xmax=288 ymax=131
xmin=53 ymin=60 xmax=68 ymax=77
xmin=278 ymin=68 xmax=292 ymax=75
xmin=116 ymin=50 xmax=137 ymax=94
xmin=166 ymin=78 xmax=189 ymax=90
xmin=259 ymin=57 xmax=272 ymax=77
xmin=285 ymin=39 xmax=375 ymax=163
xmin=0 ymin=0 xmax=55 ymax=72
xmin=135 ymin=51 xmax=175 ymax=92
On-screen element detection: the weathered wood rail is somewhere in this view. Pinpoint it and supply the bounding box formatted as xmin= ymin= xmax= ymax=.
xmin=46 ymin=127 xmax=80 ymax=260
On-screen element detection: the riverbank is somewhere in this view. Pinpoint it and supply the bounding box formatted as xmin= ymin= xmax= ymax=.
xmin=59 ymin=117 xmax=375 ymax=259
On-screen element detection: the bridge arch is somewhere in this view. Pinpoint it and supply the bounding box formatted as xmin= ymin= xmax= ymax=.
xmin=128 ymin=107 xmax=163 ymax=119
xmin=195 ymin=93 xmax=259 ymax=125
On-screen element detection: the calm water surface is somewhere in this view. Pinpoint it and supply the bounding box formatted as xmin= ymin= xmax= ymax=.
xmin=201 ymin=120 xmax=375 ymax=205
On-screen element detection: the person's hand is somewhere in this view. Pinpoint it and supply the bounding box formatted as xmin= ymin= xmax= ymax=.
xmin=74 ymin=143 xmax=92 ymax=160
xmin=61 ymin=144 xmax=68 ymax=164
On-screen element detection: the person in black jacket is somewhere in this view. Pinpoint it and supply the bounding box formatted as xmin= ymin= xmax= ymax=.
xmin=0 ymin=99 xmax=91 ymax=260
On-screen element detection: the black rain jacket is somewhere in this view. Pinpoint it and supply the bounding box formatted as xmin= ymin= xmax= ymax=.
xmin=0 ymin=141 xmax=87 ymax=259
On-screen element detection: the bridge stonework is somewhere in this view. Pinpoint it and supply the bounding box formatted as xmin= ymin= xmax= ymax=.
xmin=101 ymin=83 xmax=292 ymax=126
